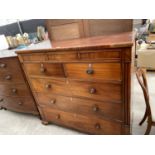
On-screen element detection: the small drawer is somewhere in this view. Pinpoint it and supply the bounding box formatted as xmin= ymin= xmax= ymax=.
xmin=40 ymin=107 xmax=122 ymax=134
xmin=0 ymin=71 xmax=24 ymax=83
xmin=79 ymin=49 xmax=121 ymax=60
xmin=0 ymin=84 xmax=30 ymax=97
xmin=48 ymin=52 xmax=78 ymax=61
xmin=30 ymin=78 xmax=70 ymax=96
xmin=36 ymin=93 xmax=122 ymax=121
xmin=0 ymin=96 xmax=38 ymax=114
xmin=69 ymin=80 xmax=121 ymax=103
xmin=64 ymin=62 xmax=121 ymax=81
xmin=21 ymin=53 xmax=48 ymax=62
xmin=24 ymin=63 xmax=65 ymax=77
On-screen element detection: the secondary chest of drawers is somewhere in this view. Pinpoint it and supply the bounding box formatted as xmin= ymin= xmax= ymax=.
xmin=16 ymin=32 xmax=134 ymax=134
xmin=0 ymin=56 xmax=39 ymax=115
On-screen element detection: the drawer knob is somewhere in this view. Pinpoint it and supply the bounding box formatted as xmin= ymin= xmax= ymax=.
xmin=56 ymin=114 xmax=60 ymax=119
xmin=5 ymin=75 xmax=12 ymax=80
xmin=92 ymin=105 xmax=99 ymax=112
xmin=12 ymin=88 xmax=17 ymax=93
xmin=0 ymin=98 xmax=4 ymax=102
xmin=45 ymin=84 xmax=51 ymax=89
xmin=50 ymin=99 xmax=56 ymax=104
xmin=0 ymin=63 xmax=6 ymax=68
xmin=40 ymin=67 xmax=46 ymax=73
xmin=95 ymin=123 xmax=100 ymax=129
xmin=18 ymin=102 xmax=23 ymax=105
xmin=86 ymin=69 xmax=94 ymax=74
xmin=89 ymin=88 xmax=96 ymax=94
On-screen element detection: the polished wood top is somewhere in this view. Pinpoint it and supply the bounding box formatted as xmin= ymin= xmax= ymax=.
xmin=16 ymin=32 xmax=134 ymax=54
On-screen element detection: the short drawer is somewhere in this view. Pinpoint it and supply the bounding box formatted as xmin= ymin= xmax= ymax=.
xmin=40 ymin=107 xmax=122 ymax=134
xmin=69 ymin=80 xmax=121 ymax=103
xmin=24 ymin=63 xmax=65 ymax=77
xmin=0 ymin=71 xmax=24 ymax=83
xmin=64 ymin=62 xmax=121 ymax=81
xmin=0 ymin=84 xmax=31 ymax=97
xmin=79 ymin=49 xmax=121 ymax=60
xmin=0 ymin=96 xmax=38 ymax=114
xmin=30 ymin=78 xmax=70 ymax=96
xmin=21 ymin=53 xmax=48 ymax=62
xmin=36 ymin=93 xmax=122 ymax=121
xmin=48 ymin=51 xmax=78 ymax=61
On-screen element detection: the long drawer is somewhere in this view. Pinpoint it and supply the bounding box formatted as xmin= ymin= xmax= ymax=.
xmin=40 ymin=107 xmax=122 ymax=135
xmin=69 ymin=80 xmax=121 ymax=103
xmin=64 ymin=62 xmax=121 ymax=81
xmin=0 ymin=84 xmax=31 ymax=97
xmin=0 ymin=96 xmax=38 ymax=114
xmin=36 ymin=93 xmax=122 ymax=121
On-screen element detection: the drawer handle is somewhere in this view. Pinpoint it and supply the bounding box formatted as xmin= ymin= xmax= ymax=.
xmin=18 ymin=102 xmax=23 ymax=105
xmin=86 ymin=69 xmax=94 ymax=74
xmin=12 ymin=88 xmax=17 ymax=93
xmin=89 ymin=88 xmax=96 ymax=94
xmin=0 ymin=63 xmax=7 ymax=68
xmin=50 ymin=99 xmax=56 ymax=104
xmin=40 ymin=67 xmax=46 ymax=73
xmin=92 ymin=105 xmax=99 ymax=112
xmin=95 ymin=123 xmax=101 ymax=129
xmin=5 ymin=75 xmax=12 ymax=80
xmin=0 ymin=98 xmax=4 ymax=102
xmin=56 ymin=114 xmax=60 ymax=119
xmin=45 ymin=84 xmax=51 ymax=89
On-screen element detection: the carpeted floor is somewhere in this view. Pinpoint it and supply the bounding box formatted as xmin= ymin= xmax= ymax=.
xmin=0 ymin=71 xmax=155 ymax=135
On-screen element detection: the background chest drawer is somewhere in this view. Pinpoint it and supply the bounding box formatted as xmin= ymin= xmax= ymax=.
xmin=30 ymin=78 xmax=70 ymax=96
xmin=64 ymin=63 xmax=121 ymax=81
xmin=24 ymin=63 xmax=65 ymax=77
xmin=0 ymin=84 xmax=30 ymax=97
xmin=36 ymin=93 xmax=122 ymax=121
xmin=0 ymin=96 xmax=37 ymax=113
xmin=69 ymin=80 xmax=121 ymax=103
xmin=40 ymin=107 xmax=122 ymax=135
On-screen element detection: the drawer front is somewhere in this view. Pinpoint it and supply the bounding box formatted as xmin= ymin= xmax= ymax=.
xmin=64 ymin=63 xmax=121 ymax=81
xmin=30 ymin=78 xmax=70 ymax=96
xmin=69 ymin=80 xmax=121 ymax=103
xmin=0 ymin=71 xmax=24 ymax=83
xmin=40 ymin=107 xmax=122 ymax=134
xmin=21 ymin=53 xmax=48 ymax=62
xmin=79 ymin=50 xmax=121 ymax=60
xmin=48 ymin=52 xmax=78 ymax=61
xmin=0 ymin=96 xmax=38 ymax=113
xmin=24 ymin=63 xmax=65 ymax=77
xmin=0 ymin=57 xmax=22 ymax=72
xmin=36 ymin=93 xmax=122 ymax=121
xmin=0 ymin=84 xmax=30 ymax=97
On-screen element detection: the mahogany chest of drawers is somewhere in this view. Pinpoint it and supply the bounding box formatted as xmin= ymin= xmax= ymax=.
xmin=0 ymin=57 xmax=39 ymax=115
xmin=16 ymin=32 xmax=134 ymax=134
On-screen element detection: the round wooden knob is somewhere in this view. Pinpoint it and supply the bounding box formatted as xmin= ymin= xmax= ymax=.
xmin=0 ymin=63 xmax=6 ymax=68
xmin=45 ymin=84 xmax=51 ymax=89
xmin=56 ymin=114 xmax=60 ymax=119
xmin=0 ymin=98 xmax=4 ymax=102
xmin=18 ymin=102 xmax=23 ymax=105
xmin=40 ymin=67 xmax=46 ymax=73
xmin=86 ymin=69 xmax=94 ymax=74
xmin=92 ymin=105 xmax=99 ymax=112
xmin=89 ymin=88 xmax=96 ymax=94
xmin=5 ymin=75 xmax=12 ymax=80
xmin=95 ymin=123 xmax=100 ymax=129
xmin=12 ymin=88 xmax=17 ymax=93
xmin=50 ymin=99 xmax=56 ymax=104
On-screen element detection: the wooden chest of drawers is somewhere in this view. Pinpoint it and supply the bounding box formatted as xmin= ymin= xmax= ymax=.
xmin=0 ymin=57 xmax=39 ymax=115
xmin=16 ymin=32 xmax=134 ymax=134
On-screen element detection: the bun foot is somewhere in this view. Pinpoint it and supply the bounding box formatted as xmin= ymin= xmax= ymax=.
xmin=3 ymin=107 xmax=7 ymax=110
xmin=0 ymin=107 xmax=3 ymax=110
xmin=42 ymin=121 xmax=49 ymax=125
